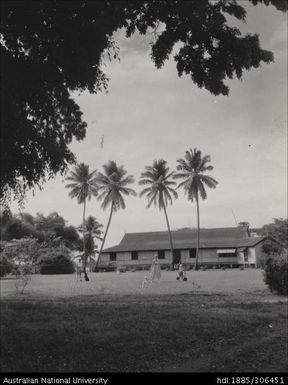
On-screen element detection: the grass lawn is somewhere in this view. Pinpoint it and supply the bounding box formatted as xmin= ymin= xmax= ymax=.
xmin=1 ymin=269 xmax=287 ymax=373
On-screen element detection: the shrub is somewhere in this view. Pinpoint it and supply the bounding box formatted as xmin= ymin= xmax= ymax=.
xmin=263 ymin=254 xmax=288 ymax=295
xmin=0 ymin=255 xmax=13 ymax=277
xmin=39 ymin=253 xmax=75 ymax=274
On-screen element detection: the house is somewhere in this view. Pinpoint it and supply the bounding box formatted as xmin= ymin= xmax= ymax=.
xmin=99 ymin=227 xmax=268 ymax=269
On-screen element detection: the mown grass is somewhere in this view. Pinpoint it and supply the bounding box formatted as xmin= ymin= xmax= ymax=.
xmin=1 ymin=293 xmax=287 ymax=373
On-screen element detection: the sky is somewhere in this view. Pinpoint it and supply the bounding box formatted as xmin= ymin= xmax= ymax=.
xmin=11 ymin=2 xmax=287 ymax=248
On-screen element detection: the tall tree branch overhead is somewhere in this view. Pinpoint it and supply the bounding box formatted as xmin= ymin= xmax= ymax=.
xmin=1 ymin=0 xmax=286 ymax=206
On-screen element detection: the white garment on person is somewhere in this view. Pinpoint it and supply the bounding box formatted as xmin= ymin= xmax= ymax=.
xmin=150 ymin=258 xmax=161 ymax=281
xmin=75 ymin=259 xmax=82 ymax=269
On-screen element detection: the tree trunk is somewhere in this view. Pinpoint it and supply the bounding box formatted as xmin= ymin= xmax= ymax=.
xmin=195 ymin=195 xmax=200 ymax=271
xmin=94 ymin=202 xmax=114 ymax=271
xmin=163 ymin=203 xmax=174 ymax=271
xmin=82 ymin=198 xmax=89 ymax=281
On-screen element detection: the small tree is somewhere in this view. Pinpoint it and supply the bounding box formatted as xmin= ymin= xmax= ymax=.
xmin=1 ymin=238 xmax=39 ymax=294
xmin=1 ymin=236 xmax=61 ymax=294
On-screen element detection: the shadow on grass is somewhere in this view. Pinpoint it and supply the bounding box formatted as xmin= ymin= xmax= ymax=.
xmin=1 ymin=292 xmax=287 ymax=373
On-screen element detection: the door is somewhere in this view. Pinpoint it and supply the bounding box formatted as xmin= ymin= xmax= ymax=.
xmin=173 ymin=250 xmax=181 ymax=266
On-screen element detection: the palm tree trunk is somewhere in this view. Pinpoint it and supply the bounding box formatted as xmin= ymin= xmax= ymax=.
xmin=94 ymin=202 xmax=114 ymax=271
xmin=195 ymin=195 xmax=200 ymax=271
xmin=82 ymin=198 xmax=89 ymax=281
xmin=163 ymin=204 xmax=175 ymax=271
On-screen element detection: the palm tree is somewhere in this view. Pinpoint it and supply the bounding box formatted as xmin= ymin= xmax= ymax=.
xmin=139 ymin=159 xmax=178 ymax=270
xmin=85 ymin=216 xmax=103 ymax=241
xmin=174 ymin=149 xmax=218 ymax=270
xmin=65 ymin=163 xmax=98 ymax=280
xmin=93 ymin=161 xmax=136 ymax=271
xmin=78 ymin=216 xmax=104 ymax=268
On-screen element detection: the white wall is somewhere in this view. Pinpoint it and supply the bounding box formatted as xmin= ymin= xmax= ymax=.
xmin=100 ymin=253 xmax=110 ymax=263
xmin=248 ymin=248 xmax=256 ymax=265
xmin=101 ymin=248 xmax=254 ymax=267
xmin=138 ymin=251 xmax=155 ymax=263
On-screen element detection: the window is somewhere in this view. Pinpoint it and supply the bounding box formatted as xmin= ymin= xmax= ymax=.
xmin=158 ymin=250 xmax=165 ymax=259
xmin=244 ymin=251 xmax=249 ymax=262
xmin=131 ymin=251 xmax=138 ymax=260
xmin=189 ymin=248 xmax=196 ymax=258
xmin=110 ymin=252 xmax=116 ymax=261
xmin=218 ymin=253 xmax=236 ymax=258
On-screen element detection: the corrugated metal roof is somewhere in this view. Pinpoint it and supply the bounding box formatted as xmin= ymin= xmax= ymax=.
xmin=103 ymin=227 xmax=264 ymax=253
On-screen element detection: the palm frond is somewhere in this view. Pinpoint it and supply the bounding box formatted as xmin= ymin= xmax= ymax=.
xmin=176 ymin=178 xmax=191 ymax=190
xmin=167 ymin=187 xmax=178 ymax=199
xmin=100 ymin=190 xmax=113 ymax=210
xmin=164 ymin=189 xmax=173 ymax=206
xmin=201 ymin=165 xmax=214 ymax=172
xmin=147 ymin=195 xmax=157 ymax=209
xmin=175 ymin=158 xmax=191 ymax=172
xmin=200 ymin=175 xmax=218 ymax=188
xmin=117 ymin=193 xmax=126 ymax=211
xmin=197 ymin=180 xmax=207 ymax=200
xmin=119 ymin=175 xmax=135 ymax=186
xmin=139 ymin=187 xmax=152 ymax=198
xmin=138 ymin=179 xmax=153 ymax=186
xmin=119 ymin=187 xmax=137 ymax=196
xmin=97 ymin=189 xmax=110 ymax=201
xmin=173 ymin=172 xmax=190 ymax=179
xmin=65 ymin=183 xmax=80 ymax=189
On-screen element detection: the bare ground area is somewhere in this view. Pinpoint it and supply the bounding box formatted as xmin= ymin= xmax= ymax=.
xmin=1 ymin=269 xmax=287 ymax=373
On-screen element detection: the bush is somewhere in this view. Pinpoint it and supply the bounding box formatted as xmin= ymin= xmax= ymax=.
xmin=39 ymin=253 xmax=75 ymax=274
xmin=263 ymin=255 xmax=288 ymax=295
xmin=0 ymin=255 xmax=13 ymax=277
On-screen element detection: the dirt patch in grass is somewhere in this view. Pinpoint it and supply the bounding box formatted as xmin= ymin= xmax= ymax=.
xmin=1 ymin=292 xmax=287 ymax=373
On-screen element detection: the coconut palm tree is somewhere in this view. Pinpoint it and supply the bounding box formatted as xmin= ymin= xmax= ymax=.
xmin=78 ymin=216 xmax=104 ymax=268
xmin=93 ymin=161 xmax=136 ymax=271
xmin=65 ymin=163 xmax=98 ymax=280
xmin=174 ymin=149 xmax=218 ymax=270
xmin=85 ymin=216 xmax=103 ymax=241
xmin=139 ymin=159 xmax=178 ymax=270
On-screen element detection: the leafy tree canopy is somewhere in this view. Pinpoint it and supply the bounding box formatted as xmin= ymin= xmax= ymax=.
xmin=1 ymin=0 xmax=286 ymax=206
xmin=260 ymin=218 xmax=288 ymax=250
xmin=0 ymin=210 xmax=80 ymax=248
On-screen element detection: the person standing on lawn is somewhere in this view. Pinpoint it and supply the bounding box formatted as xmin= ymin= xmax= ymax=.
xmin=75 ymin=258 xmax=82 ymax=281
xmin=150 ymin=254 xmax=161 ymax=282
xmin=176 ymin=263 xmax=187 ymax=281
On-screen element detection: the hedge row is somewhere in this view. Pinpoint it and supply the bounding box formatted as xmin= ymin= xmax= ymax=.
xmin=39 ymin=253 xmax=75 ymax=274
xmin=263 ymin=255 xmax=288 ymax=296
